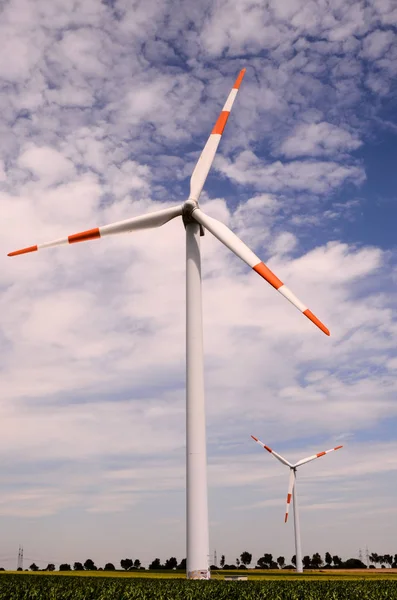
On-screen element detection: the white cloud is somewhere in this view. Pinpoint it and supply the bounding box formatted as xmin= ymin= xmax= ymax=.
xmin=386 ymin=357 xmax=397 ymax=370
xmin=279 ymin=122 xmax=362 ymax=158
xmin=45 ymin=85 xmax=94 ymax=108
xmin=0 ymin=27 xmax=45 ymax=81
xmin=361 ymin=29 xmax=395 ymax=60
xmin=58 ymin=29 xmax=109 ymax=77
xmin=272 ymin=232 xmax=297 ymax=256
xmin=216 ymin=150 xmax=365 ymax=194
xmin=201 ymin=0 xmax=282 ymax=57
xmin=17 ymin=145 xmax=76 ymax=185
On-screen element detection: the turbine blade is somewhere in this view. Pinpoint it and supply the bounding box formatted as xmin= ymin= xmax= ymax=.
xmin=251 ymin=435 xmax=292 ymax=467
xmin=193 ymin=209 xmax=330 ymax=336
xmin=294 ymin=445 xmax=343 ymax=468
xmin=285 ymin=469 xmax=295 ymax=523
xmin=189 ymin=69 xmax=246 ymax=202
xmin=8 ymin=205 xmax=183 ymax=257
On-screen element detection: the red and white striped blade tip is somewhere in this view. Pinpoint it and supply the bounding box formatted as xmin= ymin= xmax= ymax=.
xmin=317 ymin=444 xmax=343 ymax=457
xmin=210 ymin=69 xmax=246 ymax=135
xmin=8 ymin=245 xmax=38 ymax=257
xmin=234 ymin=68 xmax=246 ymax=88
xmin=8 ymin=228 xmax=100 ymax=257
xmin=191 ymin=210 xmax=330 ymax=337
xmin=251 ymin=264 xmax=330 ymax=335
xmin=303 ymin=309 xmax=330 ymax=336
xmin=8 ymin=205 xmax=183 ymax=257
xmin=251 ymin=436 xmax=272 ymax=453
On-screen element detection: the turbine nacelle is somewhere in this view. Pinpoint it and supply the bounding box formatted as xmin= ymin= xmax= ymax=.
xmin=182 ymin=199 xmax=204 ymax=235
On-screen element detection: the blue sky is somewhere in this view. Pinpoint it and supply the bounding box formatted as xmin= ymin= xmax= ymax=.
xmin=0 ymin=0 xmax=397 ymax=570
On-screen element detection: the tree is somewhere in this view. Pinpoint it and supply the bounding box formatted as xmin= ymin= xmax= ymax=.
xmin=384 ymin=554 xmax=393 ymax=568
xmin=149 ymin=558 xmax=162 ymax=570
xmin=45 ymin=564 xmax=55 ymax=571
xmin=220 ymin=555 xmax=225 ymax=568
xmin=302 ymin=555 xmax=312 ymax=569
xmin=164 ymin=557 xmax=178 ymax=570
xmin=240 ymin=551 xmax=252 ymax=567
xmin=257 ymin=553 xmax=273 ymax=568
xmin=120 ymin=558 xmax=133 ymax=571
xmin=84 ymin=559 xmax=97 ymax=571
xmin=29 ymin=563 xmax=39 ymax=571
xmin=342 ymin=558 xmax=366 ymax=569
xmin=178 ymin=558 xmax=186 ymax=570
xmin=291 ymin=555 xmax=296 ymax=566
xmin=235 ymin=558 xmax=240 ymax=567
xmin=325 ymin=552 xmax=333 ymax=568
xmin=311 ymin=553 xmax=323 ymax=569
xmin=73 ymin=562 xmax=84 ymax=571
xmin=133 ymin=559 xmax=141 ymax=569
xmin=332 ymin=555 xmax=342 ymax=568
xmin=277 ymin=556 xmax=285 ymax=569
xmin=104 ymin=563 xmax=115 ymax=571
xmin=59 ymin=564 xmax=71 ymax=571
xmin=369 ymin=553 xmax=379 ymax=567
xmin=256 ymin=556 xmax=269 ymax=569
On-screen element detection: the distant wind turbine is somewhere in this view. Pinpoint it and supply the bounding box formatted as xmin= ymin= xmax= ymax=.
xmin=8 ymin=68 xmax=330 ymax=579
xmin=251 ymin=436 xmax=342 ymax=573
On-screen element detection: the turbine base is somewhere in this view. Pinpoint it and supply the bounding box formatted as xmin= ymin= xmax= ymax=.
xmin=187 ymin=569 xmax=211 ymax=580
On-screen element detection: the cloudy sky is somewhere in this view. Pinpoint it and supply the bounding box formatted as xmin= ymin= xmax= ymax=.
xmin=0 ymin=0 xmax=397 ymax=570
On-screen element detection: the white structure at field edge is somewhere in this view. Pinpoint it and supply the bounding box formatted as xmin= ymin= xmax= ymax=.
xmin=252 ymin=436 xmax=342 ymax=573
xmin=8 ymin=69 xmax=330 ymax=580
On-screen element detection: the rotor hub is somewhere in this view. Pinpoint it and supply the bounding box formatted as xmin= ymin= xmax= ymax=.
xmin=182 ymin=199 xmax=198 ymax=223
xmin=182 ymin=200 xmax=204 ymax=236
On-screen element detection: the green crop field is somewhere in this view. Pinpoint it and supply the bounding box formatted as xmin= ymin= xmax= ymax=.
xmin=1 ymin=573 xmax=397 ymax=599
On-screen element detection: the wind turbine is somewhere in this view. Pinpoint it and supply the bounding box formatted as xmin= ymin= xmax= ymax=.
xmin=8 ymin=68 xmax=330 ymax=580
xmin=251 ymin=436 xmax=342 ymax=573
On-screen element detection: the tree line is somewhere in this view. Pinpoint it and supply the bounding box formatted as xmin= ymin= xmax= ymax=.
xmin=14 ymin=558 xmax=186 ymax=573
xmin=2 ymin=551 xmax=395 ymax=572
xmin=220 ymin=551 xmax=397 ymax=570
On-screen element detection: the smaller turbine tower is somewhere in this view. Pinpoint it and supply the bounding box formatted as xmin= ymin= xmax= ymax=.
xmin=251 ymin=436 xmax=343 ymax=573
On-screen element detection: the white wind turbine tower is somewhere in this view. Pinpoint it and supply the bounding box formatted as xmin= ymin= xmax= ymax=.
xmin=251 ymin=436 xmax=342 ymax=573
xmin=8 ymin=69 xmax=330 ymax=580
